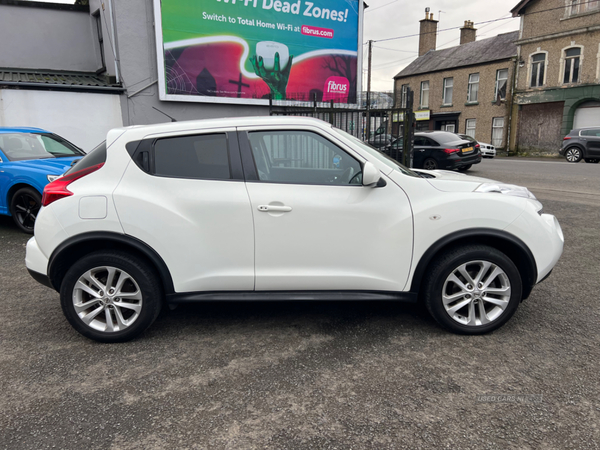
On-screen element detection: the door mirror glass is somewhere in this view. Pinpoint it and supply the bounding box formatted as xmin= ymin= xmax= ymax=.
xmin=362 ymin=161 xmax=382 ymax=186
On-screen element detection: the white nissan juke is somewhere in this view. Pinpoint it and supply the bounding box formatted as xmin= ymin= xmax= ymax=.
xmin=25 ymin=117 xmax=564 ymax=342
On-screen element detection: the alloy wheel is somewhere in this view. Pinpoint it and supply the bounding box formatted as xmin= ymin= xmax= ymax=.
xmin=441 ymin=260 xmax=511 ymax=326
xmin=72 ymin=266 xmax=143 ymax=332
xmin=565 ymin=148 xmax=582 ymax=163
xmin=13 ymin=192 xmax=40 ymax=231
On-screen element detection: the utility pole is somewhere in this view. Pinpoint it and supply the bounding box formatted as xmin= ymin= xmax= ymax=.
xmin=366 ymin=39 xmax=373 ymax=139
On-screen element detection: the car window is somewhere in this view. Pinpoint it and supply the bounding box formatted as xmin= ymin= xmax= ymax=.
xmin=153 ymin=133 xmax=231 ymax=180
xmin=64 ymin=141 xmax=106 ymax=176
xmin=331 ymin=128 xmax=418 ymax=178
xmin=581 ymin=129 xmax=600 ymax=137
xmin=0 ymin=133 xmax=83 ymax=161
xmin=414 ymin=137 xmax=429 ymax=146
xmin=248 ymin=131 xmax=362 ymax=185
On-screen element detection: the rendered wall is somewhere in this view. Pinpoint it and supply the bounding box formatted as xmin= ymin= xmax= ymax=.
xmin=0 ymin=89 xmax=123 ymax=151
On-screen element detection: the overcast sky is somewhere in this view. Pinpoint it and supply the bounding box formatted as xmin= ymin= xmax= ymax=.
xmin=32 ymin=0 xmax=521 ymax=92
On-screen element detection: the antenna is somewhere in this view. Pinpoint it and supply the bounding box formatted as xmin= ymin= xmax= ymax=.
xmin=152 ymin=106 xmax=178 ymax=122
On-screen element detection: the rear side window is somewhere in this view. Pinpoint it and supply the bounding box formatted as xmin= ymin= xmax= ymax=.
xmin=64 ymin=141 xmax=106 ymax=176
xmin=581 ymin=129 xmax=600 ymax=137
xmin=153 ymin=134 xmax=231 ymax=180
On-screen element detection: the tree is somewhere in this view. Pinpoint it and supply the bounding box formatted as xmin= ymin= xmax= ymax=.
xmin=75 ymin=0 xmax=89 ymax=5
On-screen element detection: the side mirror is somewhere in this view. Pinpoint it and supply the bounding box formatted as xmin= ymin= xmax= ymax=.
xmin=362 ymin=161 xmax=385 ymax=187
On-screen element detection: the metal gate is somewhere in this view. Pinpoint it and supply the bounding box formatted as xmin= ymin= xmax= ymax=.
xmin=269 ymin=90 xmax=415 ymax=167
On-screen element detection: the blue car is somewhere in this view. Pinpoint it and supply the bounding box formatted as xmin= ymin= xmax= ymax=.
xmin=0 ymin=127 xmax=85 ymax=233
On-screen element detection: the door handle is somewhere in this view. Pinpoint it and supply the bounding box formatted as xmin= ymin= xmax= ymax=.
xmin=258 ymin=205 xmax=292 ymax=212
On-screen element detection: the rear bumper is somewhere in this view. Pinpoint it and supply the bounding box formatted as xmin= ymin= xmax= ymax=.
xmin=442 ymin=153 xmax=482 ymax=169
xmin=27 ymin=268 xmax=54 ymax=289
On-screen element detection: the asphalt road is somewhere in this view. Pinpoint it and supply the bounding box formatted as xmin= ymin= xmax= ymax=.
xmin=1 ymin=158 xmax=599 ymax=449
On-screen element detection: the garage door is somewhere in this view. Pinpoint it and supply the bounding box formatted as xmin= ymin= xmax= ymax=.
xmin=573 ymin=101 xmax=600 ymax=129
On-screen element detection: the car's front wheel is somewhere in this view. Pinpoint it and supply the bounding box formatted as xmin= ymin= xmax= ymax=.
xmin=424 ymin=245 xmax=522 ymax=334
xmin=10 ymin=187 xmax=41 ymax=234
xmin=60 ymin=251 xmax=163 ymax=342
xmin=565 ymin=147 xmax=583 ymax=163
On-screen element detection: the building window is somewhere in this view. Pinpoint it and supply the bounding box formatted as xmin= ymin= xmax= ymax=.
xmin=466 ymin=119 xmax=476 ymax=138
xmin=492 ymin=117 xmax=505 ymax=147
xmin=530 ymin=53 xmax=546 ymax=87
xmin=420 ymin=81 xmax=429 ymax=108
xmin=563 ymin=47 xmax=581 ymax=83
xmin=570 ymin=0 xmax=599 ymax=15
xmin=443 ymin=78 xmax=453 ymax=105
xmin=401 ymin=84 xmax=409 ymax=108
xmin=495 ymin=69 xmax=508 ymax=101
xmin=467 ymin=73 xmax=479 ymax=103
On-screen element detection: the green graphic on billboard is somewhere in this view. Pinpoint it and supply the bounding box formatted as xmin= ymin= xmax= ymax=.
xmin=154 ymin=0 xmax=362 ymax=105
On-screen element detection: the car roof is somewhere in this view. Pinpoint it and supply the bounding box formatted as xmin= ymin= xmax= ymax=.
xmin=0 ymin=127 xmax=50 ymax=134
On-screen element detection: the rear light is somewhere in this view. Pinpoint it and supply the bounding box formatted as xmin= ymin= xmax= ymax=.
xmin=443 ymin=148 xmax=460 ymax=154
xmin=563 ymin=136 xmax=571 ymax=140
xmin=475 ymin=144 xmax=480 ymax=149
xmin=42 ymin=163 xmax=104 ymax=207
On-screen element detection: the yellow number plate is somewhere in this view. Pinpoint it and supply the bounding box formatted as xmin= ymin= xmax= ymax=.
xmin=462 ymin=147 xmax=473 ymax=154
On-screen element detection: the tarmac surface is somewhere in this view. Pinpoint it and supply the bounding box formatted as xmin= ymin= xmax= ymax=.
xmin=1 ymin=157 xmax=599 ymax=449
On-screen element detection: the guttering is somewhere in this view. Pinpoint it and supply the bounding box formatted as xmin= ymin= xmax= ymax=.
xmin=0 ymin=81 xmax=125 ymax=93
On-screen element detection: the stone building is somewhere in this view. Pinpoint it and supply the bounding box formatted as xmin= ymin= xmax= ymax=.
xmin=393 ymin=12 xmax=518 ymax=149
xmin=510 ymin=0 xmax=600 ymax=154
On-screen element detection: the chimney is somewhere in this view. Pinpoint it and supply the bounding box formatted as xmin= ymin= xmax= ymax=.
xmin=419 ymin=9 xmax=438 ymax=56
xmin=460 ymin=20 xmax=477 ymax=45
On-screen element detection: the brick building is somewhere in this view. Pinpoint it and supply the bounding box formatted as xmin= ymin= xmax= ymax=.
xmin=510 ymin=0 xmax=600 ymax=154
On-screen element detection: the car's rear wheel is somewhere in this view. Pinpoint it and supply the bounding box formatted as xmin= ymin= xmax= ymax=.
xmin=10 ymin=187 xmax=41 ymax=234
xmin=424 ymin=245 xmax=522 ymax=334
xmin=423 ymin=158 xmax=438 ymax=170
xmin=584 ymin=158 xmax=599 ymax=163
xmin=565 ymin=147 xmax=583 ymax=163
xmin=457 ymin=164 xmax=472 ymax=172
xmin=60 ymin=251 xmax=163 ymax=343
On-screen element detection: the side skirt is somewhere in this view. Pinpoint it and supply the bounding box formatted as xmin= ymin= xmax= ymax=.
xmin=167 ymin=291 xmax=418 ymax=303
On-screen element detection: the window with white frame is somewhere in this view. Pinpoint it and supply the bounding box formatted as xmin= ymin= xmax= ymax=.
xmin=563 ymin=47 xmax=581 ymax=84
xmin=443 ymin=78 xmax=453 ymax=105
xmin=530 ymin=53 xmax=546 ymax=87
xmin=466 ymin=119 xmax=476 ymax=138
xmin=420 ymin=81 xmax=429 ymax=108
xmin=467 ymin=73 xmax=479 ymax=103
xmin=492 ymin=117 xmax=504 ymax=147
xmin=495 ymin=69 xmax=508 ymax=100
xmin=401 ymin=84 xmax=409 ymax=108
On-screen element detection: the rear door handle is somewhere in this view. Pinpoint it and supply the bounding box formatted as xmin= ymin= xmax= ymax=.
xmin=258 ymin=205 xmax=292 ymax=212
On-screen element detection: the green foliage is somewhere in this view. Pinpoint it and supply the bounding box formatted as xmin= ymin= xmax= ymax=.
xmin=75 ymin=0 xmax=90 ymax=5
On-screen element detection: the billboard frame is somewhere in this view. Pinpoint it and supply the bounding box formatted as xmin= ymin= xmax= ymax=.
xmin=153 ymin=0 xmax=363 ymax=106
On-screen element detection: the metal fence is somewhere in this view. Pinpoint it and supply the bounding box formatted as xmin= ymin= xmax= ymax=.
xmin=269 ymin=90 xmax=415 ymax=167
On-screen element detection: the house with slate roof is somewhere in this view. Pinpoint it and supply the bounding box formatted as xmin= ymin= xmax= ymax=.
xmin=393 ymin=11 xmax=518 ymax=150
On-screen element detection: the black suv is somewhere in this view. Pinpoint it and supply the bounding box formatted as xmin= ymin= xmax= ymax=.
xmin=387 ymin=131 xmax=482 ymax=171
xmin=560 ymin=127 xmax=600 ymax=163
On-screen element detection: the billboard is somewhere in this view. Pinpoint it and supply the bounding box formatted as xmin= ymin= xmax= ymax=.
xmin=153 ymin=0 xmax=362 ymax=105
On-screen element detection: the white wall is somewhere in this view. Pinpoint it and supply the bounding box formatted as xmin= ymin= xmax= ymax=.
xmin=0 ymin=90 xmax=123 ymax=151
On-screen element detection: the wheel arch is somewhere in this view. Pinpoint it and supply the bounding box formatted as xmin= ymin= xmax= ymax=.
xmin=48 ymin=232 xmax=175 ymax=295
xmin=410 ymin=228 xmax=538 ymax=300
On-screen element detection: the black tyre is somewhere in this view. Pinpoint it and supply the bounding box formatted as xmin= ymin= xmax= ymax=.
xmin=423 ymin=245 xmax=522 ymax=335
xmin=10 ymin=187 xmax=41 ymax=234
xmin=60 ymin=251 xmax=163 ymax=343
xmin=564 ymin=147 xmax=582 ymax=163
xmin=457 ymin=164 xmax=472 ymax=172
xmin=584 ymin=158 xmax=599 ymax=164
xmin=423 ymin=158 xmax=438 ymax=170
